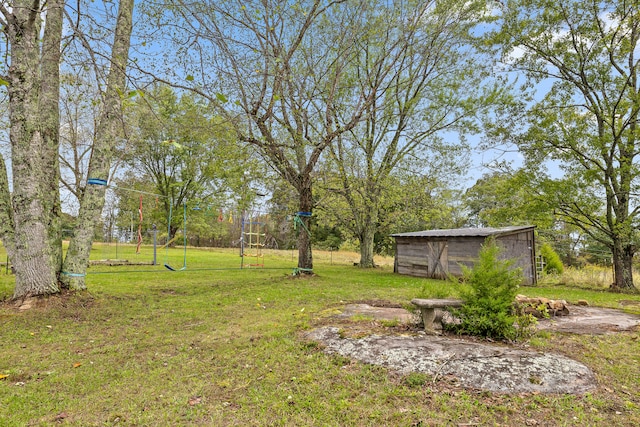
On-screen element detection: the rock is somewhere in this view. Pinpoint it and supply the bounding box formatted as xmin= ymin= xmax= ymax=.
xmin=523 ymin=306 xmax=545 ymax=318
xmin=549 ymin=300 xmax=570 ymax=316
xmin=305 ymin=326 xmax=597 ymax=394
xmin=536 ymin=306 xmax=640 ymax=334
xmin=515 ymin=296 xmax=570 ymax=317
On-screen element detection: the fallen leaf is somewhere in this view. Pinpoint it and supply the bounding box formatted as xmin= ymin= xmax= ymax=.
xmin=73 ymin=363 xmax=82 ymax=368
xmin=188 ymin=396 xmax=202 ymax=406
xmin=54 ymin=412 xmax=68 ymax=421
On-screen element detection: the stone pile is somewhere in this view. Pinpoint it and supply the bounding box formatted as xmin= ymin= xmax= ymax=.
xmin=515 ymin=295 xmax=570 ymax=318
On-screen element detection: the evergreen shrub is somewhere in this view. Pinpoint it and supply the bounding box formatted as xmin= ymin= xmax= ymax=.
xmin=449 ymin=239 xmax=536 ymax=341
xmin=539 ymin=243 xmax=564 ymax=275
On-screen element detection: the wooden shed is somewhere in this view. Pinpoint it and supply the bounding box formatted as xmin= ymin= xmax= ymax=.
xmin=391 ymin=226 xmax=537 ymax=285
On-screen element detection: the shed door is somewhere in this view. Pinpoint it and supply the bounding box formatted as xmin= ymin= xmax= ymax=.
xmin=427 ymin=241 xmax=448 ymax=279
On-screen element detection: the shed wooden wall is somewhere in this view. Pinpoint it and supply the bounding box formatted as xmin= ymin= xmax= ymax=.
xmin=495 ymin=230 xmax=536 ymax=285
xmin=394 ymin=238 xmax=438 ymax=278
xmin=445 ymin=236 xmax=485 ymax=276
xmin=394 ymin=230 xmax=536 ymax=285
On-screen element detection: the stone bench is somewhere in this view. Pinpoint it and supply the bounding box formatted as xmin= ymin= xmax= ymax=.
xmin=411 ymin=298 xmax=463 ymax=332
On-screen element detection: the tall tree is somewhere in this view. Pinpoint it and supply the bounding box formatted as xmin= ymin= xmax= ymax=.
xmin=487 ymin=0 xmax=640 ymax=291
xmin=140 ymin=0 xmax=389 ymax=273
xmin=120 ymin=85 xmax=251 ymax=240
xmin=380 ymin=171 xmax=468 ymax=236
xmin=463 ymin=170 xmax=555 ymax=228
xmin=326 ymin=0 xmax=501 ymax=267
xmin=317 ymin=165 xmax=466 ymax=257
xmin=61 ymin=0 xmax=135 ymax=290
xmin=0 ymin=0 xmax=64 ymax=299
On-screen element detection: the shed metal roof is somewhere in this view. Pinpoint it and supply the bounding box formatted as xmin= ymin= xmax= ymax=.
xmin=391 ymin=225 xmax=535 ymax=238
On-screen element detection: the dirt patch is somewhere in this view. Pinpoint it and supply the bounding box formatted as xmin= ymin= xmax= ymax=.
xmin=2 ymin=289 xmax=96 ymax=312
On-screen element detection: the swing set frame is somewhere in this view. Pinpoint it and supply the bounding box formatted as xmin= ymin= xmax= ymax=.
xmin=164 ymin=202 xmax=188 ymax=271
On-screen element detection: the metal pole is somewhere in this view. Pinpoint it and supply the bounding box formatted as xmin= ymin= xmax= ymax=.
xmin=240 ymin=211 xmax=245 ymax=269
xmin=152 ymin=224 xmax=157 ymax=265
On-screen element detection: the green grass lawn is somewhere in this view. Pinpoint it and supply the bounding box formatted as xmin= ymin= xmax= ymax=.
xmin=1 ymin=246 xmax=640 ymax=426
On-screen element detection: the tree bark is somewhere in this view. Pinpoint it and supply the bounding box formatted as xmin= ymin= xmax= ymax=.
xmin=358 ymin=220 xmax=377 ymax=268
xmin=611 ymin=241 xmax=635 ymax=292
xmin=0 ymin=154 xmax=16 ymax=259
xmin=296 ymin=181 xmax=313 ymax=272
xmin=4 ymin=0 xmax=64 ymax=299
xmin=61 ymin=0 xmax=135 ymax=290
xmin=40 ymin=0 xmax=64 ymax=277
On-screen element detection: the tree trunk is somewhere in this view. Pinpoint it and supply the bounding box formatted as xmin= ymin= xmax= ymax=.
xmin=6 ymin=0 xmax=64 ymax=299
xmin=358 ymin=224 xmax=377 ymax=268
xmin=611 ymin=241 xmax=636 ymax=292
xmin=40 ymin=0 xmax=64 ymax=278
xmin=61 ymin=0 xmax=135 ymax=290
xmin=296 ymin=182 xmax=313 ymax=273
xmin=0 ymin=154 xmax=16 ymax=259
xmin=356 ymin=192 xmax=379 ymax=268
